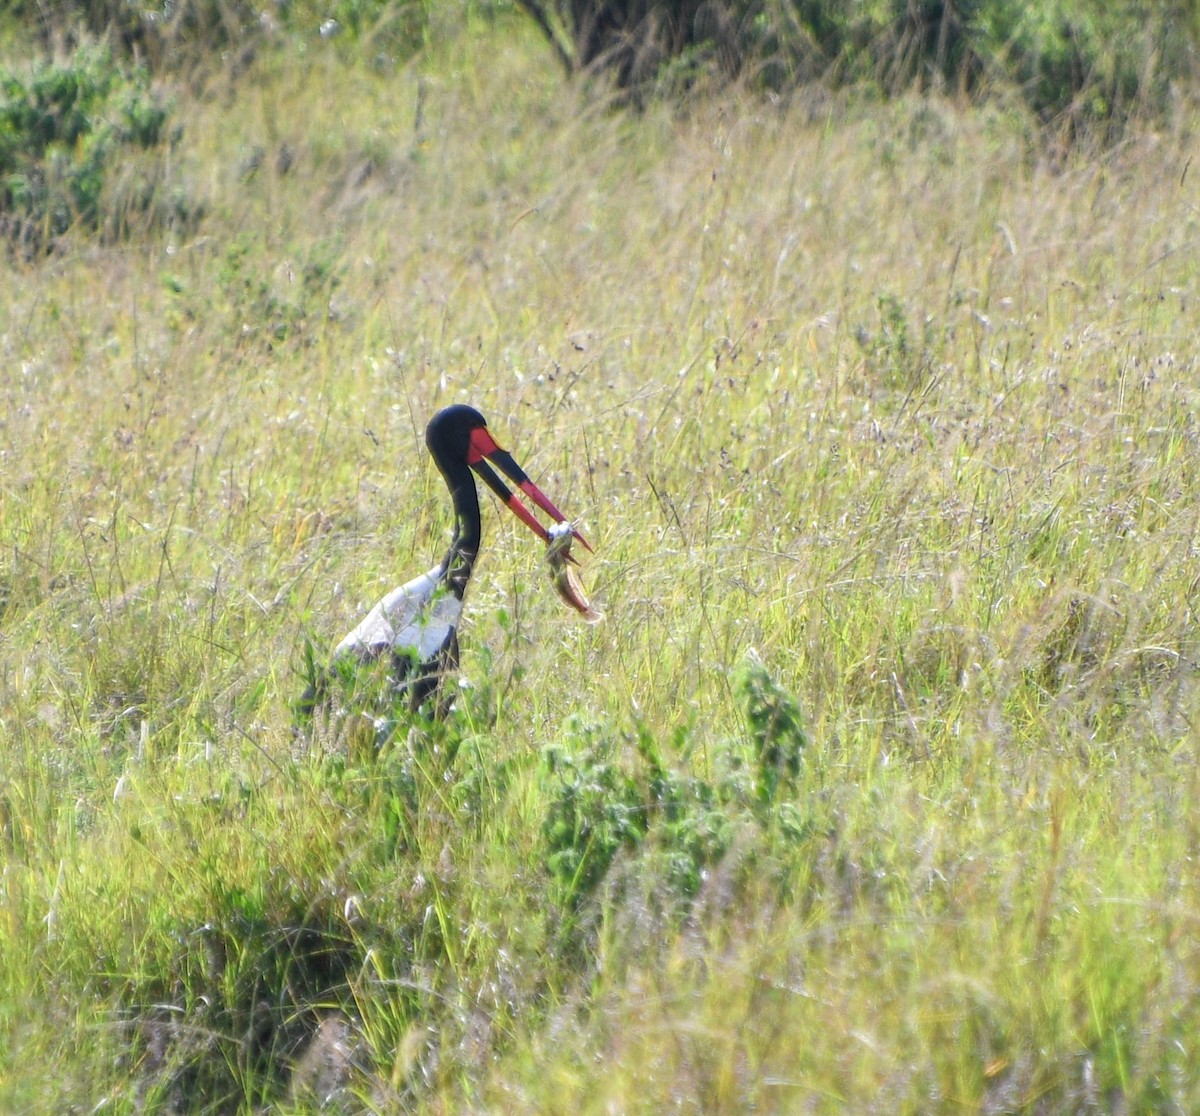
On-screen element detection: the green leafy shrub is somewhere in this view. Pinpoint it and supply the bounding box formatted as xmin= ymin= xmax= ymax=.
xmin=541 ymin=723 xmax=649 ymax=907
xmin=541 ymin=719 xmax=734 ymax=910
xmin=540 ymin=678 xmax=808 ymax=915
xmin=210 ymin=233 xmax=348 ymax=350
xmin=734 ymin=649 xmax=807 ymax=817
xmin=633 ymin=721 xmax=734 ymax=898
xmin=0 ymin=43 xmax=180 ymax=250
xmin=974 ymin=2 xmax=1187 ymax=134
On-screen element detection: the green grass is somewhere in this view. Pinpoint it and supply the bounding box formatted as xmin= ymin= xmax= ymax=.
xmin=3 ymin=12 xmax=1200 ymax=1113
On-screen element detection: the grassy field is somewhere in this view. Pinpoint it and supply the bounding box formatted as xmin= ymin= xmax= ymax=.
xmin=3 ymin=12 xmax=1200 ymax=1112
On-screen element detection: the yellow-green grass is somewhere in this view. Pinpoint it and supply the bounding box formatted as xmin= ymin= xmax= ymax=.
xmin=3 ymin=12 xmax=1200 ymax=1112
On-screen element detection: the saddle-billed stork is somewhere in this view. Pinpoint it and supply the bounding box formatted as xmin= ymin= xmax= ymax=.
xmin=303 ymin=404 xmax=593 ymax=718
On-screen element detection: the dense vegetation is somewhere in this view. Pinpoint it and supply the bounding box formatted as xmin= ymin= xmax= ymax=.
xmin=3 ymin=2 xmax=1200 ymax=1112
xmin=7 ymin=1 xmax=1199 ymax=113
xmin=518 ymin=0 xmax=1198 ymax=125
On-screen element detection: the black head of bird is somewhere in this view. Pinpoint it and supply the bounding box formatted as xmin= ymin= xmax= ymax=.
xmin=307 ymin=404 xmax=592 ymax=718
xmin=424 ymin=403 xmax=591 ymax=589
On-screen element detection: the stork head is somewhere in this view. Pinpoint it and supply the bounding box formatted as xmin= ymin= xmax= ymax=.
xmin=425 ymin=405 xmax=592 ymax=553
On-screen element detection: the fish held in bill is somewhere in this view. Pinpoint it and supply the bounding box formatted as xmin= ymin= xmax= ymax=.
xmin=546 ymin=521 xmax=603 ymax=624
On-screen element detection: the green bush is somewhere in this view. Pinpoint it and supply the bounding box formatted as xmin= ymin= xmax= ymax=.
xmin=0 ymin=43 xmax=180 ymax=250
xmin=540 ymin=719 xmax=732 ymax=910
xmin=975 ymin=2 xmax=1188 ymax=131
xmin=735 ymin=650 xmax=807 ymax=815
xmin=541 ymin=657 xmax=810 ymax=914
xmin=541 ymin=723 xmax=649 ymax=907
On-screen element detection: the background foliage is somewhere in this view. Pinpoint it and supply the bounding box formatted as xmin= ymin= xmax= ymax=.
xmin=516 ymin=0 xmax=1197 ymax=126
xmin=0 ymin=42 xmax=181 ymax=251
xmin=2 ymin=0 xmax=1193 ymax=247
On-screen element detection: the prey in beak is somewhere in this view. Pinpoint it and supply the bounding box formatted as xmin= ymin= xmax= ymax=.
xmin=466 ymin=424 xmax=600 ymax=621
xmin=546 ymin=520 xmax=603 ymax=623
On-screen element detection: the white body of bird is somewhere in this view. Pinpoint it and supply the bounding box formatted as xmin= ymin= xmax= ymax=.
xmin=333 ymin=562 xmax=463 ymax=664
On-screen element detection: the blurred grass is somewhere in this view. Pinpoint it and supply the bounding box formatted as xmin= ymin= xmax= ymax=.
xmin=3 ymin=9 xmax=1200 ymax=1112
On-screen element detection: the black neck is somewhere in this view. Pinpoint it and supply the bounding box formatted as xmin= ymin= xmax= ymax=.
xmin=438 ymin=458 xmax=480 ymax=598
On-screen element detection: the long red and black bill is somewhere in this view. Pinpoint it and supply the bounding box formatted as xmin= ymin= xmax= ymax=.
xmin=467 ymin=426 xmax=593 ymax=552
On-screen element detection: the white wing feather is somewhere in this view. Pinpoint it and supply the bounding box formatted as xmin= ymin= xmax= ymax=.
xmin=333 ymin=562 xmax=462 ymax=662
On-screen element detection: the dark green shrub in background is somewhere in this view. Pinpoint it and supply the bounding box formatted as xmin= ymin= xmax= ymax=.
xmin=974 ymin=2 xmax=1189 ymax=134
xmin=516 ymin=0 xmax=1199 ymax=135
xmin=0 ymin=42 xmax=182 ymax=250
